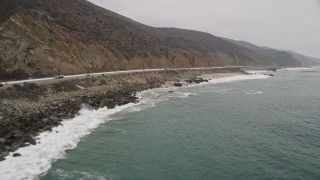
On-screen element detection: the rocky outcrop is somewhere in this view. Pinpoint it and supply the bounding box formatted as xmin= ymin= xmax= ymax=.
xmin=0 ymin=85 xmax=139 ymax=159
xmin=173 ymin=83 xmax=183 ymax=87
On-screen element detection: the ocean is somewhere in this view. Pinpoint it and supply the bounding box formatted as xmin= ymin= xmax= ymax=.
xmin=1 ymin=68 xmax=320 ymax=180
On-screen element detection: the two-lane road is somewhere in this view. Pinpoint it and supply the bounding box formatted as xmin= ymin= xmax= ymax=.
xmin=0 ymin=66 xmax=248 ymax=87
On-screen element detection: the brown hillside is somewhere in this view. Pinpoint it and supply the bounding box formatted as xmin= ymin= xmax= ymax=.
xmin=0 ymin=0 xmax=301 ymax=81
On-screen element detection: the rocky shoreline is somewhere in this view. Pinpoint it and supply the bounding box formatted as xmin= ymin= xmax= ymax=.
xmin=0 ymin=68 xmax=244 ymax=161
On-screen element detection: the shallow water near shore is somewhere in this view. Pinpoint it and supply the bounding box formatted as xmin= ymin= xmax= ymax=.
xmin=2 ymin=68 xmax=320 ymax=179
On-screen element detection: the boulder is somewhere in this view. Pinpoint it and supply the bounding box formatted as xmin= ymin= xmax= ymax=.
xmin=173 ymin=83 xmax=183 ymax=87
xmin=87 ymin=100 xmax=94 ymax=105
xmin=0 ymin=138 xmax=5 ymax=148
xmin=13 ymin=153 xmax=21 ymax=157
xmin=25 ymin=135 xmax=36 ymax=145
xmin=1 ymin=151 xmax=9 ymax=157
xmin=13 ymin=133 xmax=23 ymax=140
xmin=11 ymin=143 xmax=21 ymax=152
xmin=4 ymin=146 xmax=10 ymax=151
xmin=41 ymin=118 xmax=49 ymax=123
xmin=49 ymin=116 xmax=58 ymax=121
xmin=193 ymin=78 xmax=204 ymax=84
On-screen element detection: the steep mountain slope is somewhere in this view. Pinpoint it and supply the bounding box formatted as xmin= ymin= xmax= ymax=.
xmin=225 ymin=39 xmax=318 ymax=66
xmin=0 ymin=0 xmax=307 ymax=80
xmin=140 ymin=27 xmax=274 ymax=66
xmin=0 ymin=0 xmax=163 ymax=80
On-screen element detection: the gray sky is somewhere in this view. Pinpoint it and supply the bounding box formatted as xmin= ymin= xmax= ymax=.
xmin=88 ymin=0 xmax=320 ymax=58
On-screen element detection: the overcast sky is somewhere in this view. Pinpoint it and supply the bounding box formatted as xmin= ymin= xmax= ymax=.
xmin=88 ymin=0 xmax=320 ymax=58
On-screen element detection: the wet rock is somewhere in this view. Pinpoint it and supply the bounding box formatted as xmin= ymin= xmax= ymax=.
xmin=11 ymin=144 xmax=20 ymax=152
xmin=51 ymin=101 xmax=58 ymax=105
xmin=173 ymin=83 xmax=183 ymax=87
xmin=1 ymin=151 xmax=9 ymax=157
xmin=13 ymin=122 xmax=21 ymax=128
xmin=193 ymin=78 xmax=204 ymax=84
xmin=49 ymin=116 xmax=58 ymax=121
xmin=20 ymin=143 xmax=29 ymax=148
xmin=13 ymin=153 xmax=21 ymax=157
xmin=67 ymin=112 xmax=73 ymax=118
xmin=13 ymin=133 xmax=23 ymax=140
xmin=42 ymin=125 xmax=53 ymax=132
xmin=41 ymin=118 xmax=49 ymax=123
xmin=0 ymin=138 xmax=5 ymax=148
xmin=87 ymin=100 xmax=94 ymax=105
xmin=99 ymin=102 xmax=106 ymax=108
xmin=4 ymin=146 xmax=11 ymax=151
xmin=265 ymin=74 xmax=274 ymax=76
xmin=25 ymin=135 xmax=36 ymax=145
xmin=1 ymin=119 xmax=10 ymax=126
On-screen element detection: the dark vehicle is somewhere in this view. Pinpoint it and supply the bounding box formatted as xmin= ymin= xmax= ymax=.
xmin=54 ymin=75 xmax=64 ymax=79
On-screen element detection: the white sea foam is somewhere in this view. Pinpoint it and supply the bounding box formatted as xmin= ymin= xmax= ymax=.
xmin=246 ymin=70 xmax=269 ymax=74
xmin=0 ymin=73 xmax=270 ymax=180
xmin=51 ymin=168 xmax=108 ymax=180
xmin=284 ymin=67 xmax=314 ymax=71
xmin=245 ymin=90 xmax=263 ymax=95
xmin=208 ymin=74 xmax=269 ymax=84
xmin=138 ymin=74 xmax=269 ymax=101
xmin=212 ymin=89 xmax=227 ymax=93
xmin=176 ymin=92 xmax=197 ymax=98
xmin=0 ymin=103 xmax=135 ymax=180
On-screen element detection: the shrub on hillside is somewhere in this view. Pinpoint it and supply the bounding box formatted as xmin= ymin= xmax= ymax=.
xmin=25 ymin=82 xmax=40 ymax=90
xmin=52 ymin=81 xmax=78 ymax=92
xmin=7 ymin=83 xmax=46 ymax=100
xmin=0 ymin=69 xmax=30 ymax=81
xmin=99 ymin=79 xmax=107 ymax=85
xmin=13 ymin=84 xmax=23 ymax=90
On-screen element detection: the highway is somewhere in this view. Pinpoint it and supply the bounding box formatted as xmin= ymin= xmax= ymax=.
xmin=0 ymin=66 xmax=248 ymax=86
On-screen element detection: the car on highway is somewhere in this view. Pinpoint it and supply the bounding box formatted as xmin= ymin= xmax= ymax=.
xmin=54 ymin=75 xmax=64 ymax=79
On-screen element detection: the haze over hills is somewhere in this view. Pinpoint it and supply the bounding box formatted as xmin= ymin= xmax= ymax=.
xmin=0 ymin=0 xmax=316 ymax=80
xmin=284 ymin=50 xmax=320 ymax=66
xmin=224 ymin=38 xmax=320 ymax=67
